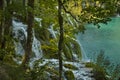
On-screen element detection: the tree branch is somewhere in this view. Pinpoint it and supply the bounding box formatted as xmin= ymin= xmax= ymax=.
xmin=62 ymin=4 xmax=81 ymax=23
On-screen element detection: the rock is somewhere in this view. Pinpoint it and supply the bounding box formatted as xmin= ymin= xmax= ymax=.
xmin=63 ymin=64 xmax=78 ymax=70
xmin=64 ymin=70 xmax=75 ymax=80
xmin=50 ymin=74 xmax=59 ymax=80
xmin=85 ymin=62 xmax=94 ymax=68
xmin=78 ymin=78 xmax=84 ymax=80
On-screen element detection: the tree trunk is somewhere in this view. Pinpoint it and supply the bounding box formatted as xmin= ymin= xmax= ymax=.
xmin=58 ymin=0 xmax=64 ymax=80
xmin=1 ymin=0 xmax=12 ymax=49
xmin=23 ymin=0 xmax=27 ymax=23
xmin=23 ymin=0 xmax=26 ymax=6
xmin=0 ymin=0 xmax=3 ymax=48
xmin=22 ymin=0 xmax=34 ymax=68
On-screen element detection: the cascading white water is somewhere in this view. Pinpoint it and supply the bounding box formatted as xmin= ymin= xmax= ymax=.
xmin=34 ymin=17 xmax=42 ymax=27
xmin=12 ymin=20 xmax=27 ymax=56
xmin=32 ymin=30 xmax=43 ymax=59
xmin=12 ymin=20 xmax=43 ymax=62
xmin=48 ymin=24 xmax=57 ymax=39
xmin=76 ymin=39 xmax=90 ymax=62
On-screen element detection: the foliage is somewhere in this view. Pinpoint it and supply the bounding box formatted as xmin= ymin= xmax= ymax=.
xmin=0 ymin=38 xmax=15 ymax=63
xmin=0 ymin=0 xmax=120 ymax=80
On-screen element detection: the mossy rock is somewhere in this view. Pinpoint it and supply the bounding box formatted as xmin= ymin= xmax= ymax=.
xmin=63 ymin=44 xmax=73 ymax=61
xmin=46 ymin=66 xmax=59 ymax=80
xmin=85 ymin=62 xmax=95 ymax=68
xmin=35 ymin=27 xmax=50 ymax=42
xmin=64 ymin=64 xmax=78 ymax=70
xmin=50 ymin=75 xmax=59 ymax=80
xmin=63 ymin=37 xmax=82 ymax=61
xmin=64 ymin=70 xmax=75 ymax=80
xmin=71 ymin=40 xmax=82 ymax=60
xmin=46 ymin=66 xmax=59 ymax=75
xmin=44 ymin=53 xmax=58 ymax=59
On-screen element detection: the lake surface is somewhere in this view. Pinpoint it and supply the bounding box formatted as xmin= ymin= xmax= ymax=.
xmin=77 ymin=17 xmax=120 ymax=63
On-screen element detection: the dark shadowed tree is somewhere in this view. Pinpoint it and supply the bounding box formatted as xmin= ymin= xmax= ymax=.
xmin=0 ymin=0 xmax=4 ymax=48
xmin=58 ymin=0 xmax=64 ymax=80
xmin=23 ymin=0 xmax=26 ymax=6
xmin=22 ymin=0 xmax=34 ymax=68
xmin=1 ymin=0 xmax=13 ymax=49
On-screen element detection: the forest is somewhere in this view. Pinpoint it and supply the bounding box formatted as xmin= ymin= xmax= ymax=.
xmin=0 ymin=0 xmax=120 ymax=80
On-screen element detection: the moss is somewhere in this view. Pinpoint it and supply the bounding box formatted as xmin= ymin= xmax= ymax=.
xmin=63 ymin=37 xmax=82 ymax=61
xmin=85 ymin=62 xmax=95 ymax=68
xmin=45 ymin=64 xmax=59 ymax=80
xmin=63 ymin=44 xmax=73 ymax=61
xmin=50 ymin=75 xmax=59 ymax=80
xmin=35 ymin=27 xmax=50 ymax=42
xmin=64 ymin=70 xmax=75 ymax=80
xmin=71 ymin=40 xmax=82 ymax=60
xmin=44 ymin=53 xmax=58 ymax=59
xmin=63 ymin=64 xmax=78 ymax=70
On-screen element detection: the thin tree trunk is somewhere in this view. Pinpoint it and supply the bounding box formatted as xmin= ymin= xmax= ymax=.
xmin=23 ymin=0 xmax=27 ymax=23
xmin=1 ymin=0 xmax=12 ymax=49
xmin=0 ymin=0 xmax=3 ymax=48
xmin=23 ymin=0 xmax=26 ymax=6
xmin=58 ymin=0 xmax=64 ymax=80
xmin=22 ymin=0 xmax=34 ymax=68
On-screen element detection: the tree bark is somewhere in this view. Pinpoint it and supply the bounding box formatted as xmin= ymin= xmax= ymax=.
xmin=0 ymin=0 xmax=3 ymax=48
xmin=23 ymin=0 xmax=26 ymax=6
xmin=58 ymin=0 xmax=64 ymax=80
xmin=23 ymin=0 xmax=27 ymax=23
xmin=1 ymin=0 xmax=12 ymax=49
xmin=22 ymin=0 xmax=34 ymax=68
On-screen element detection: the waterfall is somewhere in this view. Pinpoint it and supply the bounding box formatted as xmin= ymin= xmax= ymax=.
xmin=32 ymin=30 xmax=43 ymax=59
xmin=12 ymin=20 xmax=27 ymax=56
xmin=117 ymin=14 xmax=120 ymax=17
xmin=76 ymin=39 xmax=90 ymax=62
xmin=34 ymin=17 xmax=42 ymax=27
xmin=12 ymin=20 xmax=43 ymax=63
xmin=48 ymin=24 xmax=57 ymax=39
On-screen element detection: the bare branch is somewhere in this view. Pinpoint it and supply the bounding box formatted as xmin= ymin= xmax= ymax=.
xmin=62 ymin=4 xmax=81 ymax=23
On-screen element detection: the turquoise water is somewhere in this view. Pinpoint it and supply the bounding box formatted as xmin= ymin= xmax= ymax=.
xmin=77 ymin=17 xmax=120 ymax=63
